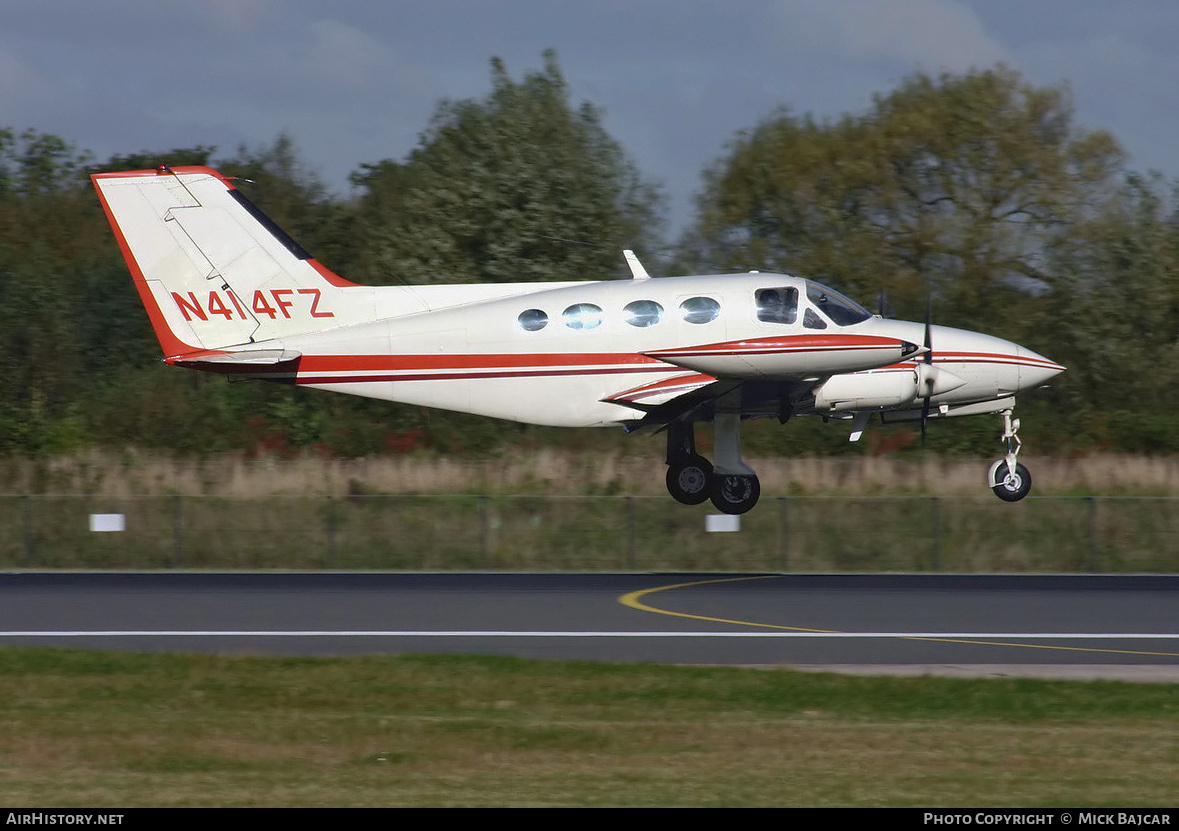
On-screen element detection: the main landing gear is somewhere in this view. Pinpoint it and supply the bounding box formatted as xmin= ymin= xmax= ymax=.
xmin=987 ymin=409 xmax=1032 ymax=502
xmin=665 ymin=405 xmax=1036 ymax=511
xmin=665 ymin=396 xmax=761 ymax=515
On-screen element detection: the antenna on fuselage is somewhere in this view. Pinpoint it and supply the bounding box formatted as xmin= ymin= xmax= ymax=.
xmin=623 ymin=249 xmax=651 ymax=280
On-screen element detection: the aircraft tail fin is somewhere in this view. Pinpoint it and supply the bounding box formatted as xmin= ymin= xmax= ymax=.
xmin=92 ymin=165 xmax=357 ymax=358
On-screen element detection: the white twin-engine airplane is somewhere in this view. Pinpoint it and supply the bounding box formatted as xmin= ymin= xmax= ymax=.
xmin=93 ymin=165 xmax=1064 ymax=514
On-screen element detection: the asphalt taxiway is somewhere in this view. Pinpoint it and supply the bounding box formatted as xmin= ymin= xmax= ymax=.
xmin=1 ymin=573 xmax=1177 ymax=679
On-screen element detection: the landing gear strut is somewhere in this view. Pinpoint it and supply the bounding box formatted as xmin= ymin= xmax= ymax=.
xmin=664 ymin=392 xmax=761 ymax=515
xmin=665 ymin=421 xmax=712 ymax=505
xmin=709 ymin=406 xmax=760 ymax=514
xmin=987 ymin=409 xmax=1032 ymax=502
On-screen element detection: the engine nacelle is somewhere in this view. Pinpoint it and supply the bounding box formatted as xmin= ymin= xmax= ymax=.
xmin=814 ymin=363 xmax=968 ymax=412
xmin=813 ymin=371 xmax=919 ymax=412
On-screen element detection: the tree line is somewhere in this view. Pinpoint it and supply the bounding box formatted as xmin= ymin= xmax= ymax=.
xmin=0 ymin=53 xmax=1175 ymax=460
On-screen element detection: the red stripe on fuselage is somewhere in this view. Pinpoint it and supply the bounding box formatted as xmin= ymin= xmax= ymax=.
xmin=646 ymin=333 xmax=906 ymax=360
xmin=296 ymin=365 xmax=674 ymax=386
xmin=295 ymin=352 xmax=664 ymax=373
xmin=874 ymin=352 xmax=1063 ymax=372
xmin=179 ymin=347 xmax=1062 ymax=386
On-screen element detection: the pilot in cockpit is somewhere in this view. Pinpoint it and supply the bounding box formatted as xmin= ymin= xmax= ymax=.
xmin=756 ymin=287 xmax=798 ymax=324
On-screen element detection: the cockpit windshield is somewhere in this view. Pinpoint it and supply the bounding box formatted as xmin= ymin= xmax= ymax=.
xmin=805 ymin=281 xmax=872 ymax=326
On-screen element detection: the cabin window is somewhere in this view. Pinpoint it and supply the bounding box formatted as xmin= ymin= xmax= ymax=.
xmin=623 ymin=300 xmax=664 ymax=328
xmin=679 ymin=296 xmax=720 ymax=324
xmin=517 ymin=309 xmax=549 ymax=331
xmin=562 ymin=303 xmax=603 ymax=331
xmin=756 ymin=287 xmax=798 ymax=324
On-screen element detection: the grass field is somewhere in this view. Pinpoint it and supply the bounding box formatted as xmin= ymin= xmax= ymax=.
xmin=1 ymin=647 xmax=1176 ymax=808
xmin=2 ymin=451 xmax=1177 ymax=573
xmin=3 ymin=490 xmax=1175 ymax=573
xmin=6 ymin=449 xmax=1179 ymax=498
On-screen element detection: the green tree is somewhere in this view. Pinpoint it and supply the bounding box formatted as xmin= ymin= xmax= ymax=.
xmin=351 ymin=50 xmax=663 ymax=285
xmin=683 ymin=66 xmax=1124 ymax=339
xmin=89 ymin=145 xmax=216 ymax=175
xmin=218 ymin=133 xmax=353 ymax=272
xmin=0 ymin=128 xmax=93 ymax=198
xmin=1042 ymin=173 xmax=1179 ymax=451
xmin=0 ymin=130 xmax=99 ymax=453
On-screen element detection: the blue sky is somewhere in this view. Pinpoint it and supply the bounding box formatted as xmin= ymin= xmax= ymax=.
xmin=3 ymin=1 xmax=1176 ymax=235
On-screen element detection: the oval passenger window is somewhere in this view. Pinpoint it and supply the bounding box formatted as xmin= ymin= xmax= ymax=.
xmin=562 ymin=303 xmax=604 ymax=331
xmin=517 ymin=309 xmax=548 ymax=331
xmin=623 ymin=300 xmax=664 ymax=328
xmin=679 ymin=296 xmax=720 ymax=324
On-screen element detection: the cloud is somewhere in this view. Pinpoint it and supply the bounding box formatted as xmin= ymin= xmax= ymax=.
xmin=201 ymin=0 xmax=280 ymax=35
xmin=303 ymin=19 xmax=391 ymax=87
xmin=818 ymin=0 xmax=1009 ymax=72
xmin=0 ymin=46 xmax=57 ymax=110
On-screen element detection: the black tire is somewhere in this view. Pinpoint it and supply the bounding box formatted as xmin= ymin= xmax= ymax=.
xmin=709 ymin=473 xmax=761 ymax=515
xmin=667 ymin=455 xmax=713 ymax=505
xmin=989 ymin=461 xmax=1032 ymax=502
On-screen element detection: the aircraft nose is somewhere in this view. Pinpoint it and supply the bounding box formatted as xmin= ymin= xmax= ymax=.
xmin=1017 ymin=345 xmax=1065 ymax=390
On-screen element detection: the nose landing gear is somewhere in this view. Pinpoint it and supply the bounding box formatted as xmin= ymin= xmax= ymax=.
xmin=988 ymin=409 xmax=1032 ymax=502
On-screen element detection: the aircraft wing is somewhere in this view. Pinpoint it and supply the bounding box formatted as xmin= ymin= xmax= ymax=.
xmin=602 ymin=372 xmax=720 ymax=411
xmin=607 ymin=332 xmax=922 ymax=426
xmin=603 ymin=373 xmax=817 ymax=426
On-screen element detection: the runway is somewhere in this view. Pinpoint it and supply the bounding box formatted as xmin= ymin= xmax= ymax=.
xmin=1 ymin=573 xmax=1177 ymax=680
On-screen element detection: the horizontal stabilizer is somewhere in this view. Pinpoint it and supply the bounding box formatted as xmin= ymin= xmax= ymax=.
xmin=168 ymin=348 xmax=302 ymax=375
xmin=172 ymin=349 xmax=302 ymax=365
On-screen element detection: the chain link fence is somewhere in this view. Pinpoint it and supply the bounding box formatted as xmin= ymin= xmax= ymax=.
xmin=0 ymin=493 xmax=1175 ymax=573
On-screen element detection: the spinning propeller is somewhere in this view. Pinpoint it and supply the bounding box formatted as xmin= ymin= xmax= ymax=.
xmin=914 ymin=297 xmax=966 ymax=447
xmin=920 ymin=297 xmax=934 ymax=447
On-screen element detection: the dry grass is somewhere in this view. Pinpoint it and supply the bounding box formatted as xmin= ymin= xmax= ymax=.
xmin=2 ymin=451 xmax=1175 ymax=573
xmin=4 ymin=449 xmax=1179 ymax=497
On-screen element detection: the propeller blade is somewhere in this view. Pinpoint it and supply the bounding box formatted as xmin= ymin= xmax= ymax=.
xmin=921 ymin=395 xmax=931 ymax=449
xmin=923 ymin=295 xmax=933 ymax=365
xmin=921 ymin=294 xmax=933 ymax=448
